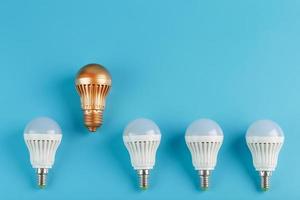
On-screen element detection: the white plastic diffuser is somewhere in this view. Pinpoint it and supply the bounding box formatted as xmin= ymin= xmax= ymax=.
xmin=24 ymin=117 xmax=62 ymax=188
xmin=185 ymin=119 xmax=224 ymax=190
xmin=123 ymin=118 xmax=161 ymax=190
xmin=246 ymin=120 xmax=284 ymax=191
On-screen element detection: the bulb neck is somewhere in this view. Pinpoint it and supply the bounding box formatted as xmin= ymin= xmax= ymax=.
xmin=259 ymin=171 xmax=272 ymax=191
xmin=137 ymin=169 xmax=150 ymax=190
xmin=83 ymin=109 xmax=103 ymax=132
xmin=198 ymin=170 xmax=210 ymax=190
xmin=36 ymin=168 xmax=48 ymax=189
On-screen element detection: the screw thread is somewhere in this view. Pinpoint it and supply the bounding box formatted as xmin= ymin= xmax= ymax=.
xmin=199 ymin=170 xmax=210 ymax=190
xmin=260 ymin=171 xmax=272 ymax=191
xmin=137 ymin=169 xmax=149 ymax=190
xmin=261 ymin=175 xmax=269 ymax=190
xmin=201 ymin=175 xmax=209 ymax=189
xmin=84 ymin=109 xmax=103 ymax=132
xmin=37 ymin=168 xmax=48 ymax=189
xmin=139 ymin=174 xmax=148 ymax=189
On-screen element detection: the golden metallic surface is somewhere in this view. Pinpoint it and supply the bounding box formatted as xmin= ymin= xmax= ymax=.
xmin=75 ymin=64 xmax=112 ymax=132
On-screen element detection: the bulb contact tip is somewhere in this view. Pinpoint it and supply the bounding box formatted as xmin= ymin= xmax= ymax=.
xmin=88 ymin=127 xmax=97 ymax=132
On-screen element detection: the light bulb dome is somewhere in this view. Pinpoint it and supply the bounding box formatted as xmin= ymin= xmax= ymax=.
xmin=24 ymin=117 xmax=62 ymax=135
xmin=76 ymin=63 xmax=112 ymax=84
xmin=186 ymin=119 xmax=223 ymax=136
xmin=124 ymin=118 xmax=161 ymax=137
xmin=246 ymin=120 xmax=284 ymax=137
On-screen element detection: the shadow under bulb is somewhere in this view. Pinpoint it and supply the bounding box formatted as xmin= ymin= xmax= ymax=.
xmin=75 ymin=63 xmax=112 ymax=132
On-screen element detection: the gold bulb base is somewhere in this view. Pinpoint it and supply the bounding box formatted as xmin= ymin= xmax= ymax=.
xmin=84 ymin=109 xmax=103 ymax=132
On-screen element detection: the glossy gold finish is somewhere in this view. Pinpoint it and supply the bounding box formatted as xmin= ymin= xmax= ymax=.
xmin=75 ymin=64 xmax=112 ymax=132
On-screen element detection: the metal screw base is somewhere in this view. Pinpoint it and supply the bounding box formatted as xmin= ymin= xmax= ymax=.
xmin=84 ymin=109 xmax=103 ymax=132
xmin=199 ymin=170 xmax=210 ymax=190
xmin=137 ymin=169 xmax=149 ymax=190
xmin=37 ymin=168 xmax=48 ymax=189
xmin=259 ymin=171 xmax=272 ymax=191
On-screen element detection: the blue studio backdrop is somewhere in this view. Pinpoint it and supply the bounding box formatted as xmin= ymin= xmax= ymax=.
xmin=0 ymin=0 xmax=299 ymax=199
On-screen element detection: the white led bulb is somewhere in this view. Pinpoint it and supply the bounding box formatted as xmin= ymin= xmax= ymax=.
xmin=246 ymin=120 xmax=284 ymax=191
xmin=123 ymin=118 xmax=161 ymax=190
xmin=24 ymin=117 xmax=62 ymax=188
xmin=185 ymin=119 xmax=224 ymax=190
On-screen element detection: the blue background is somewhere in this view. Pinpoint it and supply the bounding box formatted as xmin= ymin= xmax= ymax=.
xmin=0 ymin=0 xmax=299 ymax=199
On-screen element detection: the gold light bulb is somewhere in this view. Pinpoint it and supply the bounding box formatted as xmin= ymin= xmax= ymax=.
xmin=75 ymin=63 xmax=112 ymax=132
